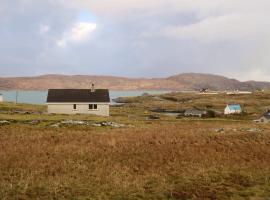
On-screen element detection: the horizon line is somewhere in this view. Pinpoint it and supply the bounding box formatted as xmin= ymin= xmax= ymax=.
xmin=0 ymin=72 xmax=266 ymax=83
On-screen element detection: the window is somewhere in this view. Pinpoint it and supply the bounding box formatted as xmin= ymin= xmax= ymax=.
xmin=89 ymin=104 xmax=93 ymax=110
xmin=73 ymin=104 xmax=77 ymax=110
xmin=89 ymin=104 xmax=98 ymax=110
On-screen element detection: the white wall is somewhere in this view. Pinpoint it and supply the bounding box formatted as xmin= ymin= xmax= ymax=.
xmin=224 ymin=106 xmax=242 ymax=115
xmin=0 ymin=95 xmax=3 ymax=102
xmin=47 ymin=103 xmax=110 ymax=116
xmin=259 ymin=116 xmax=270 ymax=124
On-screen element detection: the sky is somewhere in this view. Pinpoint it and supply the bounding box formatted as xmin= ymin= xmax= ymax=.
xmin=0 ymin=0 xmax=270 ymax=81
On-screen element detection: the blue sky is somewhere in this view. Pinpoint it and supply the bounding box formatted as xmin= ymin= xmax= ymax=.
xmin=0 ymin=0 xmax=269 ymax=81
xmin=78 ymin=10 xmax=97 ymax=23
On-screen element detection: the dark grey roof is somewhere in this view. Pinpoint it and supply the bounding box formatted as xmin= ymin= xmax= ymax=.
xmin=262 ymin=112 xmax=270 ymax=120
xmin=47 ymin=89 xmax=110 ymax=103
xmin=185 ymin=108 xmax=206 ymax=115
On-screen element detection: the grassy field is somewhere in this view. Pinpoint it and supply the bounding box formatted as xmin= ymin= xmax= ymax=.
xmin=1 ymin=92 xmax=270 ymax=199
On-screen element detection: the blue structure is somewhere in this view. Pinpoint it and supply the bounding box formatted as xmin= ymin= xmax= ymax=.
xmin=225 ymin=104 xmax=242 ymax=114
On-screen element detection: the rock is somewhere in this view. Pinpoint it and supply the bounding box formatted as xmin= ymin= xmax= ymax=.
xmin=50 ymin=120 xmax=127 ymax=128
xmin=61 ymin=120 xmax=87 ymax=125
xmin=91 ymin=123 xmax=102 ymax=127
xmin=13 ymin=110 xmax=31 ymax=115
xmin=28 ymin=120 xmax=40 ymax=125
xmin=148 ymin=115 xmax=160 ymax=120
xmin=51 ymin=123 xmax=60 ymax=128
xmin=0 ymin=120 xmax=10 ymax=125
xmin=247 ymin=128 xmax=262 ymax=133
xmin=100 ymin=121 xmax=125 ymax=128
xmin=215 ymin=128 xmax=225 ymax=133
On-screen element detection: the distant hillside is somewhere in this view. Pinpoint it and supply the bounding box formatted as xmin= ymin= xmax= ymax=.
xmin=0 ymin=73 xmax=270 ymax=91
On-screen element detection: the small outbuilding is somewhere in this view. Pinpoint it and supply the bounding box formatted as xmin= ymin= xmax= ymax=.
xmin=224 ymin=104 xmax=242 ymax=115
xmin=258 ymin=110 xmax=270 ymax=124
xmin=184 ymin=108 xmax=207 ymax=118
xmin=46 ymin=85 xmax=110 ymax=116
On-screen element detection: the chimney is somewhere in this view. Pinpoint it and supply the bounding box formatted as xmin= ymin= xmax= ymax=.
xmin=91 ymin=83 xmax=95 ymax=92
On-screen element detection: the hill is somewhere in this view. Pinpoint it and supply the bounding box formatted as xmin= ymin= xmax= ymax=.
xmin=0 ymin=73 xmax=270 ymax=90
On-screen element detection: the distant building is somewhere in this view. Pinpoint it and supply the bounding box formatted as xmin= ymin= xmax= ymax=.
xmin=199 ymin=88 xmax=219 ymax=95
xmin=224 ymin=104 xmax=242 ymax=115
xmin=226 ymin=90 xmax=252 ymax=95
xmin=258 ymin=110 xmax=270 ymax=124
xmin=184 ymin=108 xmax=207 ymax=118
xmin=46 ymin=85 xmax=110 ymax=116
xmin=200 ymin=88 xmax=209 ymax=93
xmin=0 ymin=94 xmax=3 ymax=102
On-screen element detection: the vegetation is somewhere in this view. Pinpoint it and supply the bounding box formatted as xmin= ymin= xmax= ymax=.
xmin=1 ymin=92 xmax=270 ymax=199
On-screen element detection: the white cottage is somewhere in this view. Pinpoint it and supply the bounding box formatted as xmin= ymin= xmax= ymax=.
xmin=257 ymin=110 xmax=270 ymax=124
xmin=46 ymin=85 xmax=110 ymax=116
xmin=224 ymin=104 xmax=242 ymax=115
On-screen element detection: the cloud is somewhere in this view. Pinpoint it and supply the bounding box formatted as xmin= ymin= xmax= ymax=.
xmin=163 ymin=13 xmax=270 ymax=43
xmin=39 ymin=24 xmax=50 ymax=34
xmin=0 ymin=2 xmax=6 ymax=13
xmin=56 ymin=22 xmax=97 ymax=47
xmin=74 ymin=0 xmax=270 ymax=18
xmin=0 ymin=0 xmax=270 ymax=81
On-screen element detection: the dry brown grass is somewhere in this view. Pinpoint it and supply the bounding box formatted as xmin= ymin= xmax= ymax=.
xmin=158 ymin=92 xmax=270 ymax=116
xmin=1 ymin=121 xmax=270 ymax=200
xmin=1 ymin=93 xmax=270 ymax=199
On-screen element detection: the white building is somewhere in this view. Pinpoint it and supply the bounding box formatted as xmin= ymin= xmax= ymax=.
xmin=224 ymin=104 xmax=242 ymax=115
xmin=258 ymin=111 xmax=270 ymax=124
xmin=0 ymin=94 xmax=3 ymax=102
xmin=226 ymin=90 xmax=252 ymax=95
xmin=46 ymin=85 xmax=110 ymax=116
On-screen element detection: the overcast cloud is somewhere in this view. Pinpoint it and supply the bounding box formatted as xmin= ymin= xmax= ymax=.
xmin=0 ymin=0 xmax=269 ymax=81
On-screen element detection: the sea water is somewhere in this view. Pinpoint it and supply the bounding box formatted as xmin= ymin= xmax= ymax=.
xmin=0 ymin=90 xmax=171 ymax=105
